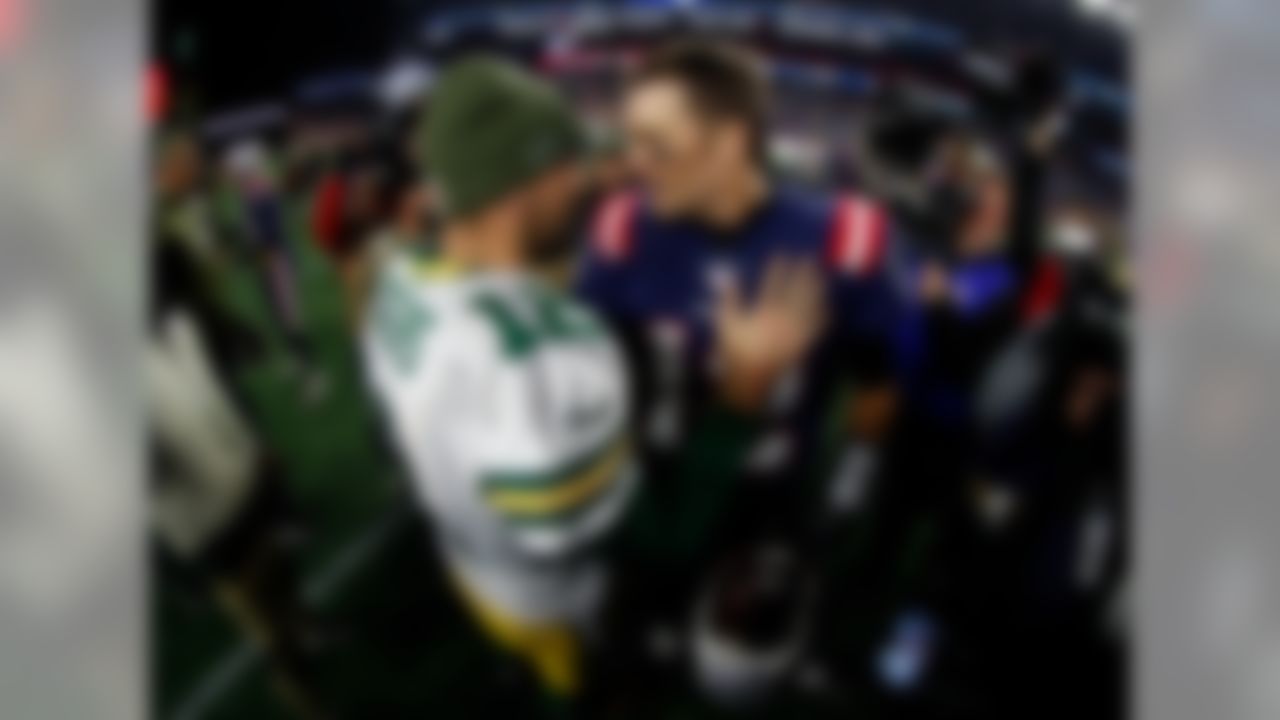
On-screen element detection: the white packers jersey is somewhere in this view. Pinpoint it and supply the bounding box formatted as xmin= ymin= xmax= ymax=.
xmin=362 ymin=253 xmax=635 ymax=626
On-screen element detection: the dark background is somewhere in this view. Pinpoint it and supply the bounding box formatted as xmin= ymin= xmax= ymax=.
xmin=155 ymin=0 xmax=1125 ymax=112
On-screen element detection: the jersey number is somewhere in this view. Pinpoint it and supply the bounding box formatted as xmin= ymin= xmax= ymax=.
xmin=473 ymin=290 xmax=602 ymax=360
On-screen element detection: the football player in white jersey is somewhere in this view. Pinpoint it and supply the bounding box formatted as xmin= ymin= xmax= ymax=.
xmin=361 ymin=57 xmax=635 ymax=701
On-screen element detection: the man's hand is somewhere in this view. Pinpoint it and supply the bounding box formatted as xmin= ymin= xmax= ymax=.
xmin=712 ymin=256 xmax=826 ymax=413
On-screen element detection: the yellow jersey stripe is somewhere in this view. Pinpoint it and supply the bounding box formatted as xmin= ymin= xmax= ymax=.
xmin=484 ymin=437 xmax=628 ymax=517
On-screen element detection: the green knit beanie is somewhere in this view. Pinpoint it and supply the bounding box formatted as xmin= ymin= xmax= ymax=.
xmin=421 ymin=56 xmax=586 ymax=218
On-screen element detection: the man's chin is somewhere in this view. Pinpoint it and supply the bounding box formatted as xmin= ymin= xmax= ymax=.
xmin=648 ymin=196 xmax=691 ymax=220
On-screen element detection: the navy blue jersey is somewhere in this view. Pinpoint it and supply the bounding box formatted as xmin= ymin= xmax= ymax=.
xmin=887 ymin=243 xmax=1019 ymax=428
xmin=576 ymin=187 xmax=897 ymax=558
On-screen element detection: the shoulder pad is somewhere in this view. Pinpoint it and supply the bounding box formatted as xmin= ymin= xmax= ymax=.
xmin=825 ymin=194 xmax=889 ymax=277
xmin=591 ymin=192 xmax=640 ymax=263
xmin=1020 ymin=258 xmax=1066 ymax=325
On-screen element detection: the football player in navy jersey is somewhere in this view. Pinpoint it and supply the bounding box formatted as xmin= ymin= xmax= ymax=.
xmin=575 ymin=43 xmax=902 ymax=696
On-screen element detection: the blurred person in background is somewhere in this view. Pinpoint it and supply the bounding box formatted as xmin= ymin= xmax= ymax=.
xmin=362 ymin=57 xmax=637 ymax=707
xmin=343 ymin=175 xmax=432 ymax=331
xmin=309 ymin=125 xmax=423 ymax=332
xmin=860 ymin=131 xmax=1022 ymax=632
xmin=1002 ymin=52 xmax=1072 ymax=283
xmin=886 ymin=133 xmax=1019 ymax=434
xmin=844 ymin=55 xmax=1088 ymax=706
xmin=870 ymin=52 xmax=1076 ymax=578
xmin=221 ymin=137 xmax=329 ymax=403
xmin=155 ymin=129 xmax=229 ymax=286
xmin=150 ymin=133 xmax=331 ymax=720
xmin=280 ymin=114 xmax=340 ymax=196
xmin=963 ymin=251 xmax=1127 ymax=718
xmin=578 ymin=40 xmax=901 ymax=707
xmin=339 ymin=86 xmax=435 ymax=332
xmin=154 ymin=129 xmax=259 ymax=380
xmin=310 ymin=132 xmax=372 ymax=268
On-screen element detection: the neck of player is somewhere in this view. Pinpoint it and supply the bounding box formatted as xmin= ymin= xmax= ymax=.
xmin=441 ymin=209 xmax=528 ymax=272
xmin=702 ymin=164 xmax=770 ymax=232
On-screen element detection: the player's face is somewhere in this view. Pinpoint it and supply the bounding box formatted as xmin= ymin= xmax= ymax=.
xmin=623 ymin=79 xmax=743 ymax=219
xmin=956 ymin=168 xmax=1010 ymax=256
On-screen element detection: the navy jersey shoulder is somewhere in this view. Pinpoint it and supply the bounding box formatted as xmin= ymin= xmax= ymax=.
xmin=578 ymin=187 xmax=839 ymax=316
xmin=583 ymin=187 xmax=845 ymax=271
xmin=578 ymin=186 xmax=895 ymax=327
xmin=636 ymin=186 xmax=832 ymax=256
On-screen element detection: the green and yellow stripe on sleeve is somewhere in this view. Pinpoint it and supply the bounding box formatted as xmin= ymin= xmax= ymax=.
xmin=482 ymin=433 xmax=629 ymax=524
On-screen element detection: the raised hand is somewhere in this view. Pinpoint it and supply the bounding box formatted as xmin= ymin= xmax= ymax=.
xmin=712 ymin=256 xmax=826 ymax=412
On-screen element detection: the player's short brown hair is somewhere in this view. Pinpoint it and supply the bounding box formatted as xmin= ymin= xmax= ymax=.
xmin=631 ymin=40 xmax=770 ymax=163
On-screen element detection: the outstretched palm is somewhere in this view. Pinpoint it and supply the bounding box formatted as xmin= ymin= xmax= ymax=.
xmin=713 ymin=256 xmax=826 ymax=411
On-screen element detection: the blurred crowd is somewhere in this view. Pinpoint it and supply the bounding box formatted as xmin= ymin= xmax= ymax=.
xmin=150 ymin=12 xmax=1127 ymax=719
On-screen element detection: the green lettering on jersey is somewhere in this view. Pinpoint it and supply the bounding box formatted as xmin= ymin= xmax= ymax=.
xmin=472 ymin=294 xmax=540 ymax=358
xmin=472 ymin=287 xmax=604 ymax=359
